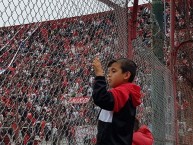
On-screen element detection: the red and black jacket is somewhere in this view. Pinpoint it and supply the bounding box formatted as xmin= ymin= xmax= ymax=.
xmin=92 ymin=76 xmax=141 ymax=145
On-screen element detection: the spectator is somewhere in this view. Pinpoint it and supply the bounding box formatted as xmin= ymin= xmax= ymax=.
xmin=132 ymin=118 xmax=154 ymax=145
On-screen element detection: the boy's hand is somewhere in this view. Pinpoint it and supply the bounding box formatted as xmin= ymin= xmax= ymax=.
xmin=92 ymin=57 xmax=104 ymax=76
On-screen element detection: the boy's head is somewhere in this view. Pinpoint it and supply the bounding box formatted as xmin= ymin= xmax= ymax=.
xmin=107 ymin=58 xmax=137 ymax=88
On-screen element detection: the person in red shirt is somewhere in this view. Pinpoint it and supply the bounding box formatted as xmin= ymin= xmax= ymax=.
xmin=132 ymin=118 xmax=154 ymax=145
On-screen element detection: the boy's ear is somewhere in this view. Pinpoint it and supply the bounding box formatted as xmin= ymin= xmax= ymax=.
xmin=124 ymin=71 xmax=131 ymax=80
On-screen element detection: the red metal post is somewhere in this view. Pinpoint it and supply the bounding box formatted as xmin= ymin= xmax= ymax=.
xmin=170 ymin=0 xmax=178 ymax=144
xmin=128 ymin=0 xmax=138 ymax=59
xmin=131 ymin=0 xmax=139 ymax=40
xmin=128 ymin=18 xmax=132 ymax=59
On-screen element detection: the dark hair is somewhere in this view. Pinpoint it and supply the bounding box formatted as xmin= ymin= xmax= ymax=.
xmin=107 ymin=58 xmax=137 ymax=82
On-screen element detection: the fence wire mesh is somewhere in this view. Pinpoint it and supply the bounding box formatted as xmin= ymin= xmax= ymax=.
xmin=1 ymin=0 xmax=192 ymax=145
xmin=164 ymin=1 xmax=193 ymax=145
xmin=0 ymin=1 xmax=125 ymax=145
xmin=133 ymin=37 xmax=176 ymax=145
xmin=175 ymin=43 xmax=193 ymax=145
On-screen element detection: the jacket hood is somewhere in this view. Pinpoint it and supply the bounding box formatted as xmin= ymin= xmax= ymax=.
xmin=109 ymin=83 xmax=141 ymax=112
xmin=127 ymin=83 xmax=141 ymax=107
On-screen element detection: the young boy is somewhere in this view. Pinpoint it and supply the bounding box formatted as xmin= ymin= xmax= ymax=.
xmin=92 ymin=57 xmax=141 ymax=145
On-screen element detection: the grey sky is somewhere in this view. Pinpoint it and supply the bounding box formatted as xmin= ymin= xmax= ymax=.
xmin=0 ymin=0 xmax=150 ymax=27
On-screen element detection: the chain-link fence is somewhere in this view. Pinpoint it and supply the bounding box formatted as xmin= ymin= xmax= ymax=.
xmin=133 ymin=38 xmax=176 ymax=145
xmin=0 ymin=1 xmax=127 ymax=144
xmin=175 ymin=42 xmax=193 ymax=145
xmin=165 ymin=1 xmax=193 ymax=144
xmin=0 ymin=0 xmax=183 ymax=145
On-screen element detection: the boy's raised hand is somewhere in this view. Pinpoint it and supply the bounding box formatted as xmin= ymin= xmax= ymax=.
xmin=92 ymin=57 xmax=104 ymax=76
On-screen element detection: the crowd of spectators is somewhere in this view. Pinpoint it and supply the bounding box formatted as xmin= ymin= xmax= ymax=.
xmin=164 ymin=1 xmax=193 ymax=144
xmin=0 ymin=1 xmax=192 ymax=145
xmin=136 ymin=5 xmax=152 ymax=48
xmin=0 ymin=11 xmax=120 ymax=144
xmin=164 ymin=1 xmax=193 ymax=57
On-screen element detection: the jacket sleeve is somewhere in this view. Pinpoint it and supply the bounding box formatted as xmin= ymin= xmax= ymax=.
xmin=92 ymin=76 xmax=114 ymax=111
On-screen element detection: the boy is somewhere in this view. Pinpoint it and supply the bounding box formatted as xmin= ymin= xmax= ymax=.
xmin=92 ymin=57 xmax=141 ymax=145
